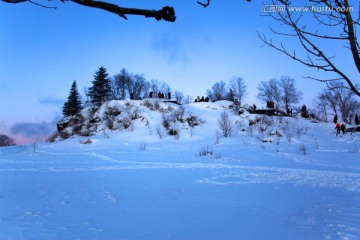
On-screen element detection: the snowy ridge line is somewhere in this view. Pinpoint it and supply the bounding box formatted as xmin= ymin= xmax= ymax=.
xmin=197 ymin=167 xmax=360 ymax=191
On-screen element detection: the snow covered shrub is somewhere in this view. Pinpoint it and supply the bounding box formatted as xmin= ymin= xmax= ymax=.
xmin=129 ymin=106 xmax=141 ymax=120
xmin=269 ymin=129 xmax=282 ymax=137
xmin=246 ymin=125 xmax=254 ymax=137
xmin=170 ymin=106 xmax=185 ymax=122
xmin=186 ymin=114 xmax=203 ymax=127
xmin=214 ymin=131 xmax=222 ymax=144
xmin=142 ymin=99 xmax=161 ymax=111
xmin=256 ymin=130 xmax=272 ymax=143
xmin=45 ymin=131 xmax=59 ymax=143
xmin=235 ymin=119 xmax=246 ymax=131
xmin=80 ymin=138 xmax=92 ymax=144
xmin=121 ymin=116 xmax=133 ymax=130
xmin=105 ymin=118 xmax=114 ymax=130
xmin=142 ymin=99 xmax=153 ymax=109
xmin=123 ymin=102 xmax=141 ymax=120
xmin=162 ymin=113 xmax=170 ymax=130
xmin=138 ymin=142 xmax=147 ymax=151
xmin=104 ymin=103 xmax=121 ymax=117
xmin=280 ymin=121 xmax=295 ymax=142
xmin=153 ymin=99 xmax=161 ymax=110
xmin=275 ymin=134 xmax=281 ymax=146
xmin=155 ymin=124 xmax=165 ymax=139
xmin=197 ymin=145 xmax=214 ymax=157
xmin=80 ymin=126 xmax=92 ymax=137
xmin=103 ymin=131 xmax=110 ymax=139
xmin=218 ymin=110 xmax=233 ymax=137
xmin=295 ymin=124 xmax=309 ymax=137
xmin=299 ymin=144 xmax=307 ymax=155
xmin=348 ymin=144 xmax=359 ymax=153
xmin=249 ymin=118 xmax=261 ymax=126
xmin=260 ymin=115 xmax=274 ymax=126
xmin=32 ymin=141 xmax=37 ymax=154
xmin=257 ymin=123 xmax=268 ymax=133
xmin=314 ymin=137 xmax=319 ymax=150
xmin=59 ymin=129 xmax=71 ymax=139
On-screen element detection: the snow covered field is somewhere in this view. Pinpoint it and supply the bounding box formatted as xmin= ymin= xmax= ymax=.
xmin=1 ymin=101 xmax=359 ymax=240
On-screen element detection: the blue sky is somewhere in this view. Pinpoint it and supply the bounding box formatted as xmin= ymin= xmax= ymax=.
xmin=0 ymin=0 xmax=354 ymax=144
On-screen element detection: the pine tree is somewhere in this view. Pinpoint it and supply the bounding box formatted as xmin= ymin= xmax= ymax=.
xmin=301 ymin=104 xmax=308 ymax=118
xmin=227 ymin=89 xmax=236 ymax=103
xmin=62 ymin=80 xmax=82 ymax=117
xmin=88 ymin=66 xmax=112 ymax=107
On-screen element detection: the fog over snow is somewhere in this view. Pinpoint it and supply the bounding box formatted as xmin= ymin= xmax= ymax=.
xmin=0 ymin=100 xmax=359 ymax=240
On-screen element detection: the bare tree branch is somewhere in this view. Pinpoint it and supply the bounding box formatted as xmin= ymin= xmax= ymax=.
xmin=2 ymin=0 xmax=27 ymax=3
xmin=28 ymin=0 xmax=57 ymax=9
xmin=197 ymin=0 xmax=210 ymax=8
xmin=1 ymin=0 xmax=176 ymax=21
xmin=259 ymin=0 xmax=360 ymax=97
xmin=70 ymin=0 xmax=176 ymax=21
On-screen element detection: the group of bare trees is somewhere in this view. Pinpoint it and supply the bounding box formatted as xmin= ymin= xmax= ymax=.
xmin=314 ymin=81 xmax=360 ymax=124
xmin=257 ymin=76 xmax=302 ymax=112
xmin=110 ymin=69 xmax=172 ymax=102
xmin=206 ymin=77 xmax=248 ymax=105
xmin=79 ymin=67 xmax=177 ymax=108
xmin=110 ymin=68 xmax=163 ymax=102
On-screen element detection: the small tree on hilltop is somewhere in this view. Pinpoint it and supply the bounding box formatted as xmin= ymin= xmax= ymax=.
xmin=0 ymin=134 xmax=16 ymax=147
xmin=279 ymin=76 xmax=302 ymax=111
xmin=301 ymin=105 xmax=308 ymax=118
xmin=218 ymin=110 xmax=233 ymax=137
xmin=229 ymin=77 xmax=247 ymax=106
xmin=227 ymin=89 xmax=236 ymax=103
xmin=257 ymin=78 xmax=282 ymax=109
xmin=88 ymin=66 xmax=112 ymax=107
xmin=207 ymin=80 xmax=228 ymax=102
xmin=63 ymin=80 xmax=82 ymax=117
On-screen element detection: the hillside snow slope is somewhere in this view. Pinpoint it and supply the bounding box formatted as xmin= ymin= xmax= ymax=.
xmin=1 ymin=100 xmax=359 ymax=240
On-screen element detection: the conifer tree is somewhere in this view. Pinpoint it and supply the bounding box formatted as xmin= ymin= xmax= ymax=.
xmin=301 ymin=105 xmax=308 ymax=118
xmin=227 ymin=89 xmax=235 ymax=103
xmin=88 ymin=66 xmax=112 ymax=107
xmin=62 ymin=80 xmax=82 ymax=117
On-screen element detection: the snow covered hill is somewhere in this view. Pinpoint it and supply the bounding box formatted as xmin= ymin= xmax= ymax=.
xmin=1 ymin=100 xmax=360 ymax=240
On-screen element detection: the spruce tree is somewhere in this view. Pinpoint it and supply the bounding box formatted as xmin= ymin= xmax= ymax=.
xmin=301 ymin=104 xmax=308 ymax=118
xmin=88 ymin=66 xmax=112 ymax=107
xmin=62 ymin=80 xmax=82 ymax=117
xmin=227 ymin=89 xmax=236 ymax=103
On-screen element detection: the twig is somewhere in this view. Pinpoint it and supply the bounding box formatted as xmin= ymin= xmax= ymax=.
xmin=28 ymin=0 xmax=57 ymax=9
xmin=197 ymin=0 xmax=210 ymax=8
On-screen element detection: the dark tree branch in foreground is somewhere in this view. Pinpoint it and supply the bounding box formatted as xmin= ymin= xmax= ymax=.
xmin=2 ymin=0 xmax=177 ymax=21
xmin=71 ymin=0 xmax=176 ymax=21
xmin=2 ymin=0 xmax=251 ymax=21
